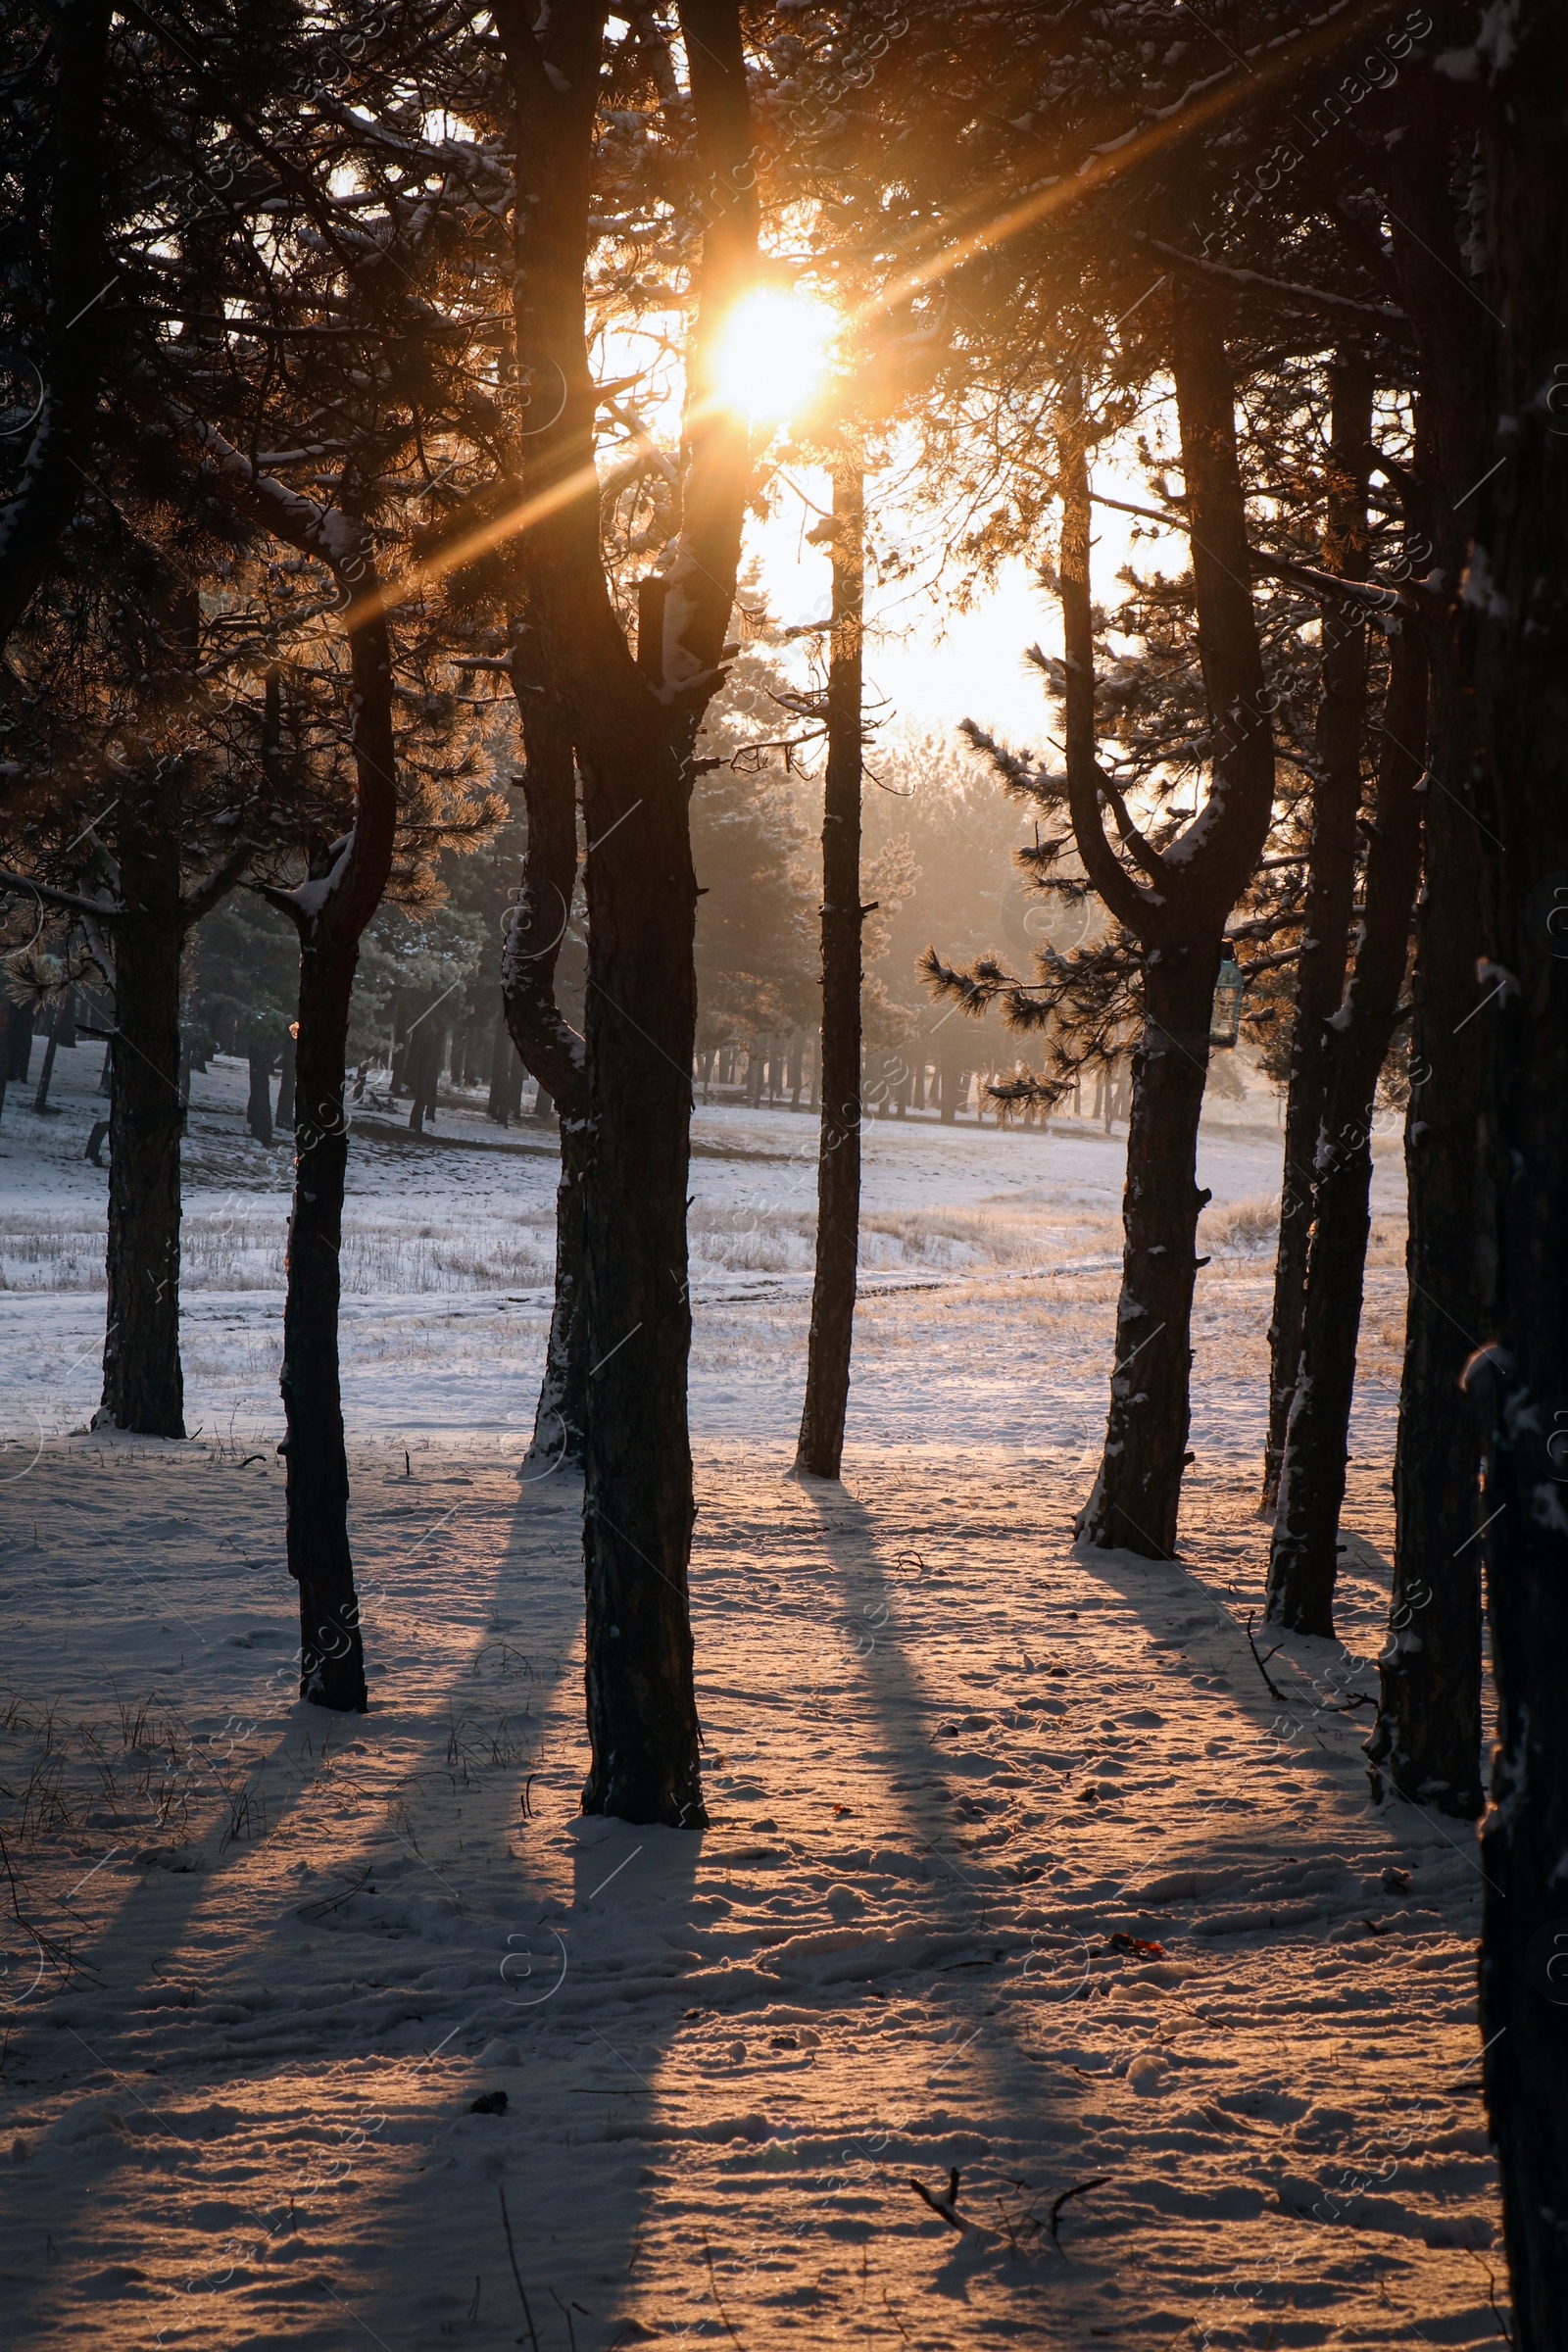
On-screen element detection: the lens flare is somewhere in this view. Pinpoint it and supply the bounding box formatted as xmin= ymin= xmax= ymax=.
xmin=710 ymin=287 xmax=839 ymax=423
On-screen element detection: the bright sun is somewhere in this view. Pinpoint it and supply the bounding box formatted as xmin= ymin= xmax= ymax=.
xmin=710 ymin=286 xmax=839 ymax=423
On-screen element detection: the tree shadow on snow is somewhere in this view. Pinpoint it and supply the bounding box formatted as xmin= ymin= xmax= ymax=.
xmin=790 ymin=1472 xmax=1116 ymax=2328
xmin=2 ymin=1451 xmax=687 ymax=2351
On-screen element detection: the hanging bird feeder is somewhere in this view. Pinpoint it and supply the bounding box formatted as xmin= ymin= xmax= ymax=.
xmin=1210 ymin=949 xmax=1246 ymax=1050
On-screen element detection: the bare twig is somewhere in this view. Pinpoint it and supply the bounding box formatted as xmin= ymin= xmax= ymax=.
xmin=0 ymin=1825 xmax=75 ymax=1985
xmin=1246 ymin=1610 xmax=1288 ymax=1701
xmin=498 ymin=2188 xmax=540 ymax=2352
xmin=297 ymin=1863 xmax=374 ymax=1920
xmin=1465 ymin=2249 xmax=1514 ymax=2344
xmin=882 ymin=2286 xmax=914 ymax=2343
xmin=701 ymin=2230 xmax=745 ymax=2346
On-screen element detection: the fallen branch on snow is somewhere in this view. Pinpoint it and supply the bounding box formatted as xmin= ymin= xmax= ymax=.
xmin=1049 ymin=2175 xmax=1110 ymax=2248
xmin=910 ymin=2166 xmax=964 ymax=2230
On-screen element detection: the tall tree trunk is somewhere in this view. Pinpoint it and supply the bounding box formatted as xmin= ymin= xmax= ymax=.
xmin=139 ymin=430 xmax=388 ymax=1706
xmin=100 ymin=576 xmax=252 ymax=1442
xmin=1261 ymin=349 xmax=1372 ymax=1509
xmin=283 ymin=926 xmax=364 ymax=1706
xmin=0 ymin=0 xmax=113 ymax=652
xmin=246 ymin=1033 xmax=274 ymax=1145
xmin=6 ymin=1000 xmax=36 ymax=1092
xmin=499 ymin=0 xmax=756 ymax=1826
xmin=503 ymin=620 xmax=589 ymax=1469
xmin=1377 ymin=134 xmax=1490 ymax=1809
xmin=405 ymin=1018 xmax=442 ymax=1133
xmin=276 ymin=591 xmax=397 ymax=1715
xmin=1267 ymin=625 xmax=1427 ymax=1636
xmin=797 ymin=453 xmax=864 ymax=1480
xmin=31 ymin=991 xmax=69 ymax=1111
xmin=573 ymin=704 xmax=702 ymax=1820
xmin=1465 ymin=13 xmax=1568 ymax=2333
xmin=1067 ymin=302 xmax=1276 ymax=1558
xmin=487 ymin=1004 xmax=521 ymax=1121
xmin=1076 ymin=949 xmax=1217 ymax=1556
xmin=100 ymin=779 xmax=184 ymax=1438
xmin=275 ymin=1026 xmax=296 ymax=1130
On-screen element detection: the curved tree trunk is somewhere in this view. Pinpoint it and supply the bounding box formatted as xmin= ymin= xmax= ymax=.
xmin=1267 ymin=625 xmax=1427 ymax=1637
xmin=503 ymin=622 xmax=589 ymax=1469
xmin=1063 ymin=299 xmax=1276 ymax=1559
xmin=100 ymin=777 xmax=184 ymax=1438
xmin=144 ymin=415 xmax=392 ymax=1708
xmin=797 ymin=453 xmax=864 ymax=1480
xmin=1261 ymin=350 xmax=1372 ymax=1510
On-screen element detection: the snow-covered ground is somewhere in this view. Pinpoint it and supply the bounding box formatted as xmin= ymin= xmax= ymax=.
xmin=1 ymin=1037 xmax=1501 ymax=2348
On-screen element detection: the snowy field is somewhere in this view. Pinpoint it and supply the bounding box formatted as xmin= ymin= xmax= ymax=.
xmin=0 ymin=1039 xmax=1504 ymax=2349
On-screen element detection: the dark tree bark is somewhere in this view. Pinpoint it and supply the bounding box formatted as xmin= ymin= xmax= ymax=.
xmin=93 ymin=567 xmax=252 ymax=1441
xmin=44 ymin=557 xmax=257 ymax=1437
xmin=174 ymin=415 xmax=400 ymax=1714
xmin=797 ymin=454 xmax=865 ymax=1480
xmin=31 ymin=987 xmax=74 ymax=1111
xmin=496 ymin=0 xmax=756 ymax=1824
xmin=274 ymin=1027 xmax=296 ymax=1130
xmin=246 ymin=1033 xmax=275 ymax=1145
xmin=486 ymin=1005 xmax=524 ymax=1123
xmin=272 ymin=581 xmax=395 ymax=1713
xmin=1064 ymin=300 xmax=1277 ymax=1559
xmin=404 ymin=1018 xmax=442 ymax=1133
xmin=1261 ymin=350 xmax=1372 ymax=1511
xmin=1267 ymin=623 xmax=1427 ymax=1635
xmin=503 ymin=619 xmax=588 ymax=1469
xmin=100 ymin=776 xmax=185 ymax=1438
xmin=1087 ymin=949 xmax=1219 ymax=1556
xmin=1375 ymin=127 xmax=1491 ymax=1808
xmin=1459 ymin=13 xmax=1568 ymax=2334
xmin=4 ymin=1001 xmax=35 ymax=1089
xmin=0 ymin=0 xmax=113 ymax=651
